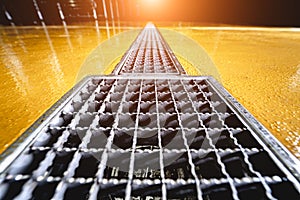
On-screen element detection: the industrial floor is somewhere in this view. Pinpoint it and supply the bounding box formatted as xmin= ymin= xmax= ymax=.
xmin=0 ymin=23 xmax=299 ymax=159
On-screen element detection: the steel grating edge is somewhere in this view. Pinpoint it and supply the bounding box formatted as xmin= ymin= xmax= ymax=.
xmin=0 ymin=76 xmax=93 ymax=174
xmin=205 ymin=76 xmax=300 ymax=184
xmin=0 ymin=75 xmax=299 ymax=191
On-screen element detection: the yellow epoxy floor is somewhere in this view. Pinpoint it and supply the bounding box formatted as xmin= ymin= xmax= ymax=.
xmin=0 ymin=24 xmax=299 ymax=158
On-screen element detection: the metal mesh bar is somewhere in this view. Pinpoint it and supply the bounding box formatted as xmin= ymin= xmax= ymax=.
xmin=154 ymin=79 xmax=167 ymax=200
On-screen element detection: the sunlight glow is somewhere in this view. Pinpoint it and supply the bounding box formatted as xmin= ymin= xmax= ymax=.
xmin=142 ymin=0 xmax=160 ymax=4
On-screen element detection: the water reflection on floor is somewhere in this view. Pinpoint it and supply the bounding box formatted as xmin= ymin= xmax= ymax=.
xmin=0 ymin=24 xmax=131 ymax=152
xmin=0 ymin=23 xmax=299 ymax=159
xmin=172 ymin=26 xmax=300 ymax=158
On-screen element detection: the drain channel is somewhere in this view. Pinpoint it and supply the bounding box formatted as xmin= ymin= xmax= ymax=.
xmin=0 ymin=23 xmax=299 ymax=200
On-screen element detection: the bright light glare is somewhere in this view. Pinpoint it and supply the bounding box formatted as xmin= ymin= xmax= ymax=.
xmin=139 ymin=0 xmax=170 ymax=20
xmin=142 ymin=0 xmax=161 ymax=6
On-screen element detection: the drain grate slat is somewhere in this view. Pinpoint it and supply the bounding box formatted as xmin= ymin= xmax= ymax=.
xmin=0 ymin=23 xmax=299 ymax=200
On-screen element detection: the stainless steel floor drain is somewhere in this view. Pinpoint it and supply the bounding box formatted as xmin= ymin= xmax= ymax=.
xmin=0 ymin=23 xmax=299 ymax=200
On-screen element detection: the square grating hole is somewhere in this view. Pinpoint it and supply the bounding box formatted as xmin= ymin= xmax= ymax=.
xmin=157 ymin=92 xmax=173 ymax=102
xmin=176 ymin=102 xmax=195 ymax=113
xmin=87 ymin=128 xmax=111 ymax=149
xmin=91 ymin=78 xmax=102 ymax=85
xmin=142 ymin=85 xmax=155 ymax=93
xmin=73 ymin=151 xmax=102 ymax=178
xmin=64 ymin=182 xmax=93 ymax=200
xmin=186 ymin=84 xmax=202 ymax=93
xmin=194 ymin=102 xmax=214 ymax=114
xmin=125 ymin=92 xmax=140 ymax=102
xmin=161 ymin=129 xmax=185 ymax=150
xmin=102 ymin=102 xmax=120 ymax=113
xmin=185 ymin=129 xmax=212 ymax=150
xmin=180 ymin=114 xmax=201 ymax=129
xmin=138 ymin=113 xmax=157 ymax=129
xmin=189 ymin=92 xmax=207 ymax=102
xmin=63 ymin=129 xmax=87 ymax=148
xmin=113 ymin=84 xmax=127 ymax=93
xmin=131 ymin=183 xmax=162 ymax=198
xmin=127 ymin=85 xmax=141 ymax=93
xmin=118 ymin=114 xmax=136 ymax=128
xmin=236 ymin=182 xmax=267 ymax=200
xmin=222 ymin=114 xmax=247 ymax=129
xmin=158 ymin=101 xmax=175 ymax=113
xmin=208 ymin=130 xmax=238 ymax=149
xmin=157 ymin=85 xmax=170 ymax=93
xmin=192 ymin=151 xmax=225 ymax=179
xmin=159 ymin=114 xmax=179 ymax=128
xmin=201 ymin=114 xmax=224 ymax=129
xmin=167 ymin=183 xmax=197 ymax=199
xmin=161 ymin=128 xmax=180 ymax=147
xmin=79 ymin=92 xmax=92 ymax=101
xmin=112 ymin=128 xmax=134 ymax=150
xmin=212 ymin=101 xmax=234 ymax=114
xmin=99 ymin=85 xmax=113 ymax=93
xmin=47 ymin=150 xmax=75 ymax=177
xmin=134 ymin=151 xmax=160 ymax=179
xmin=122 ymin=102 xmax=139 ymax=113
xmin=171 ymin=84 xmax=185 ymax=93
xmin=231 ymin=129 xmax=263 ymax=149
xmin=141 ymin=92 xmax=156 ymax=102
xmin=140 ymin=101 xmax=157 ymax=113
xmin=136 ymin=128 xmax=159 ymax=148
xmin=98 ymin=113 xmax=116 ymax=128
xmin=164 ymin=152 xmax=193 ymax=180
xmin=98 ymin=181 xmax=127 ymax=199
xmin=220 ymin=151 xmax=256 ymax=178
xmin=95 ymin=92 xmax=108 ymax=102
xmin=107 ymin=93 xmax=123 ymax=102
xmin=103 ymin=152 xmax=131 ymax=179
xmin=76 ymin=113 xmax=97 ymax=128
xmin=31 ymin=180 xmax=59 ymax=200
xmin=204 ymin=91 xmax=223 ymax=102
xmin=248 ymin=151 xmax=286 ymax=177
xmin=87 ymin=101 xmax=103 ymax=113
xmin=202 ymin=183 xmax=234 ymax=200
xmin=173 ymin=92 xmax=190 ymax=101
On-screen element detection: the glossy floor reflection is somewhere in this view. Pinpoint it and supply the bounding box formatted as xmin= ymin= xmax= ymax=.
xmin=171 ymin=26 xmax=300 ymax=158
xmin=0 ymin=24 xmax=129 ymax=152
xmin=0 ymin=24 xmax=299 ymax=159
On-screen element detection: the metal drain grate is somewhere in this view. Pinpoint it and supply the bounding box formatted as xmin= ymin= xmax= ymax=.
xmin=0 ymin=76 xmax=299 ymax=200
xmin=113 ymin=23 xmax=186 ymax=75
xmin=0 ymin=23 xmax=299 ymax=200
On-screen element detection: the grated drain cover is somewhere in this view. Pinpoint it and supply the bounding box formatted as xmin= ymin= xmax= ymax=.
xmin=113 ymin=23 xmax=186 ymax=75
xmin=0 ymin=24 xmax=299 ymax=200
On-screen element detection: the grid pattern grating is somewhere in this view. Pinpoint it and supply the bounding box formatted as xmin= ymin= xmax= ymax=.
xmin=0 ymin=76 xmax=299 ymax=200
xmin=113 ymin=23 xmax=186 ymax=75
xmin=0 ymin=23 xmax=299 ymax=200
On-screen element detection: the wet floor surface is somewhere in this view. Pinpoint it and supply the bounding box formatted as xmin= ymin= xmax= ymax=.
xmin=0 ymin=24 xmax=299 ymax=158
xmin=173 ymin=27 xmax=300 ymax=158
